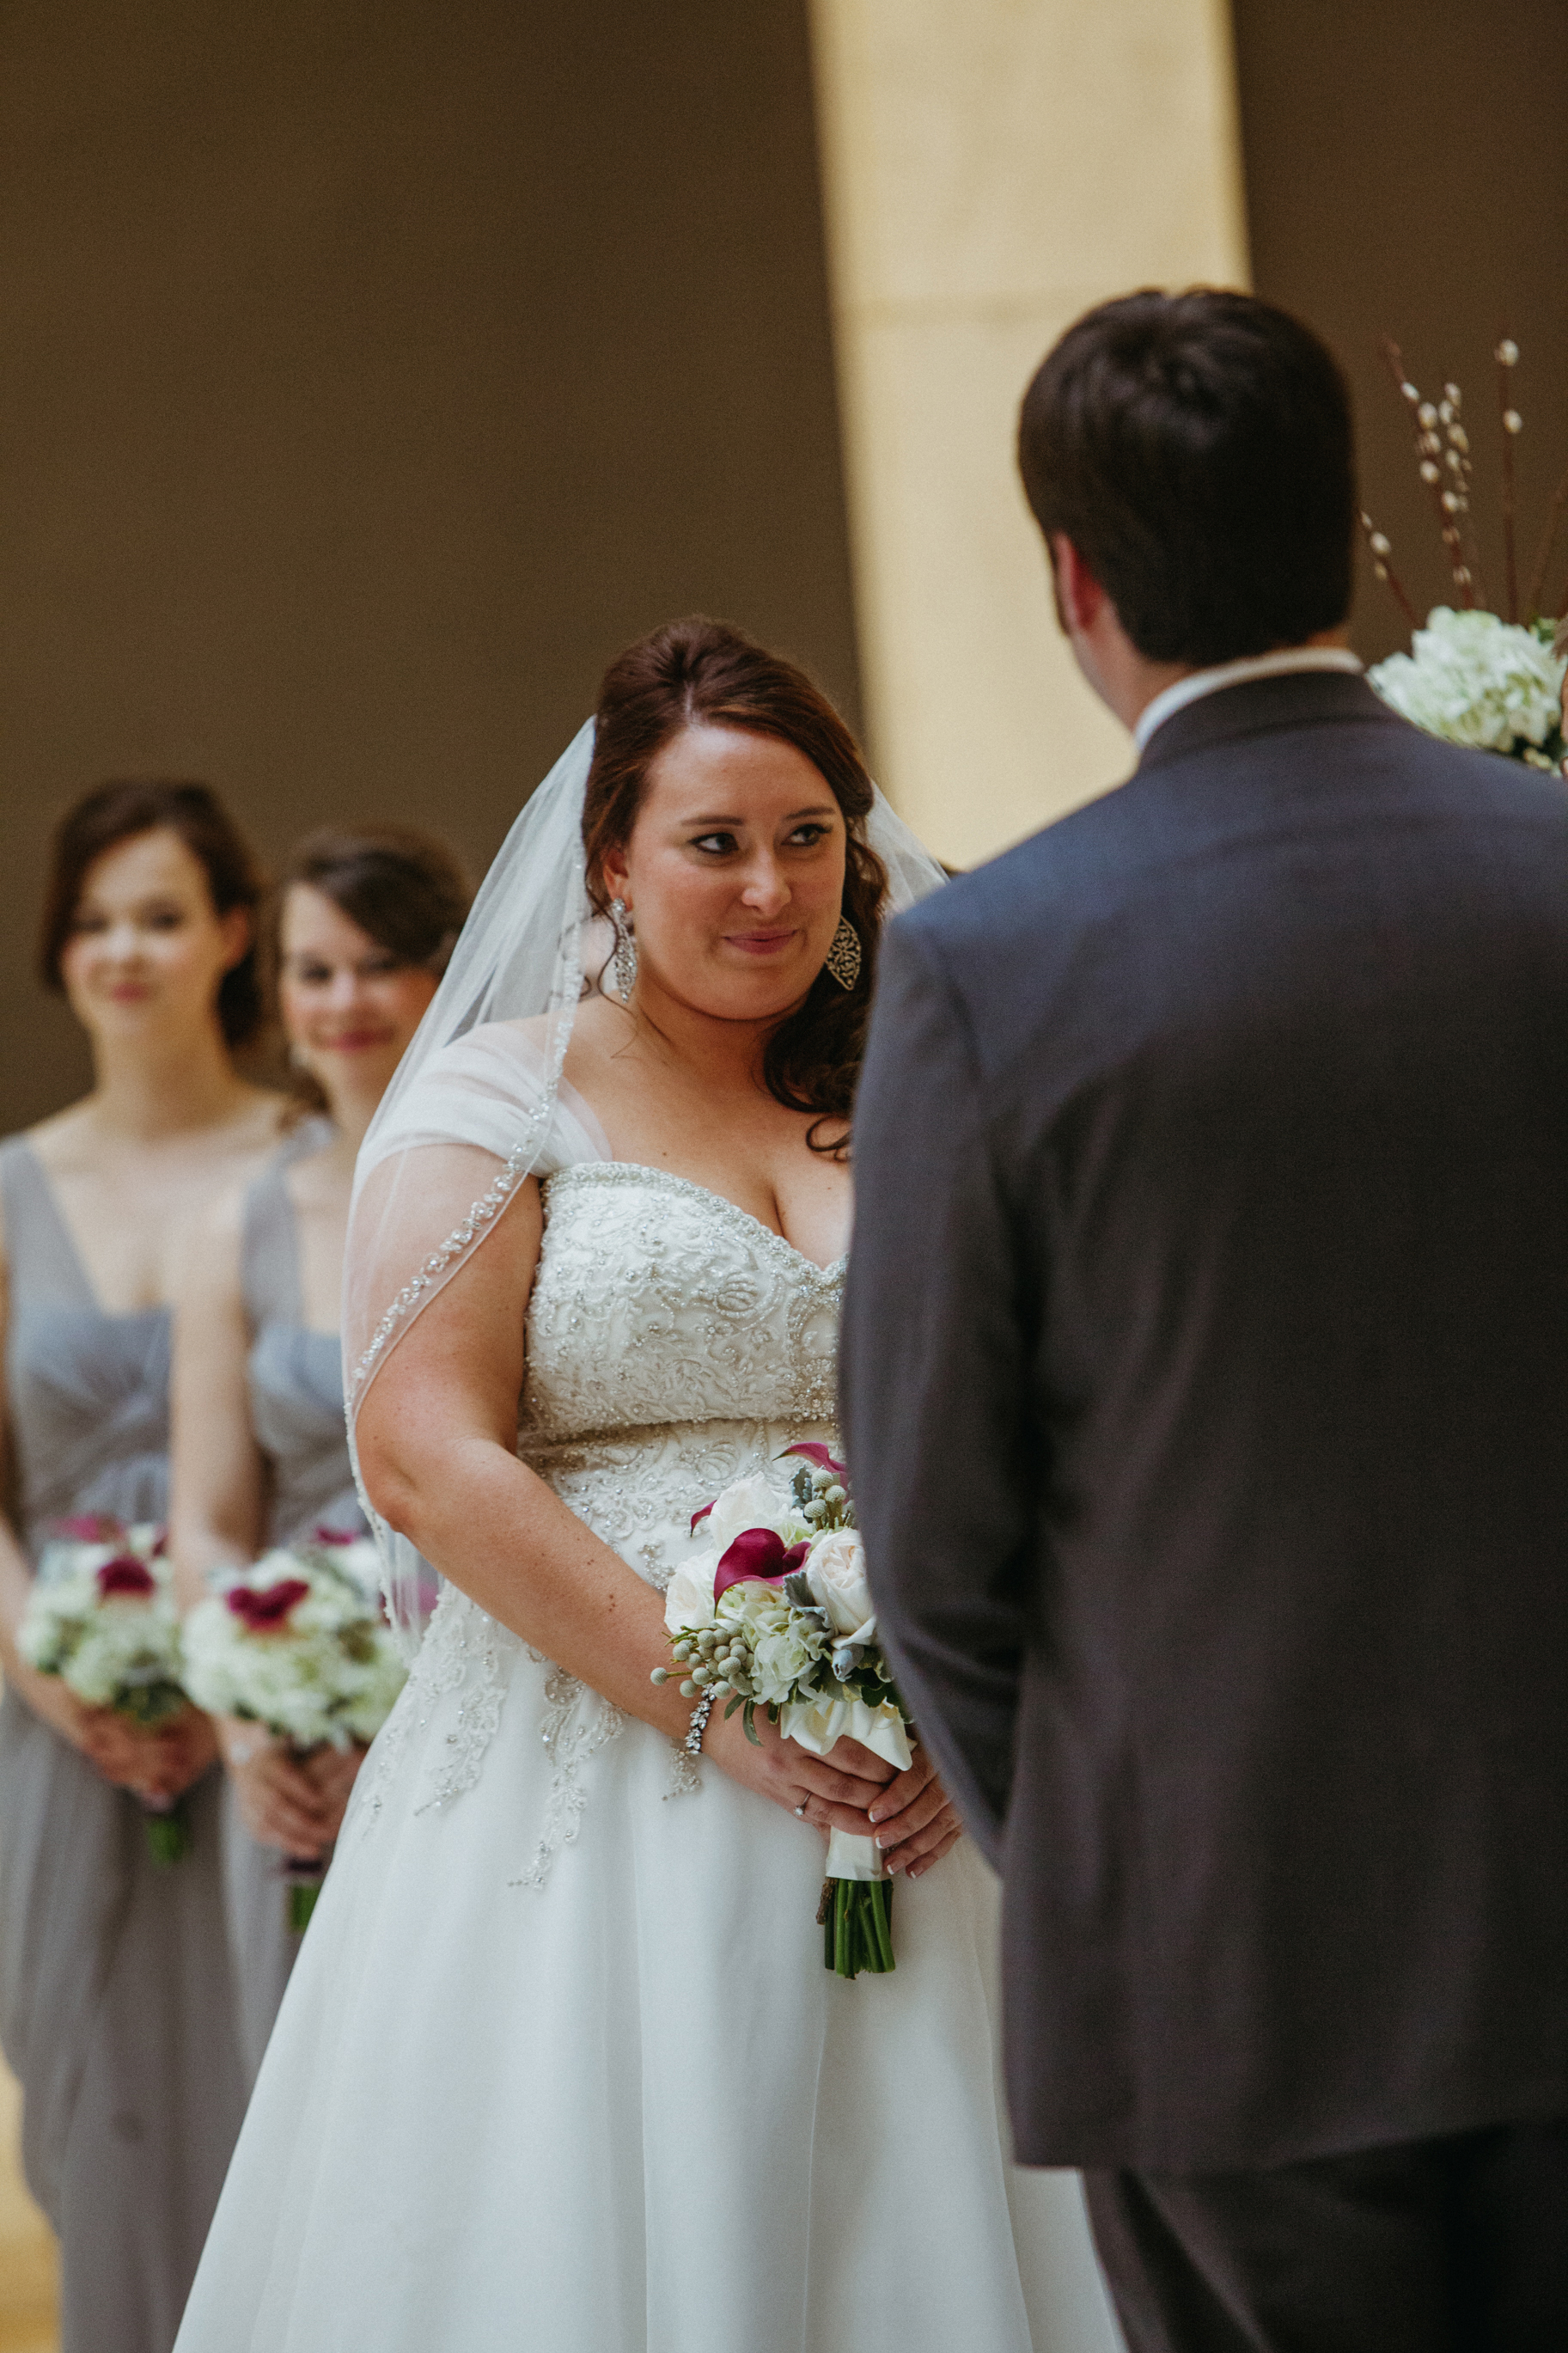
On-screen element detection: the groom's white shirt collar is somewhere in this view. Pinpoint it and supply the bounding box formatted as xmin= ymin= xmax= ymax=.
xmin=1133 ymin=646 xmax=1364 ymax=754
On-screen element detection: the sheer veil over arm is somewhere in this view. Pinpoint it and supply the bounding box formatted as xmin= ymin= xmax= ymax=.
xmin=342 ymin=717 xmax=944 ymax=1654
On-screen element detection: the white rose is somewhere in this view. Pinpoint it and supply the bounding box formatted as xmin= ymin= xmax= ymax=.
xmin=804 ymin=1529 xmax=875 ymax=1642
xmin=704 ymin=1472 xmax=784 ymax=1551
xmin=662 ymin=1543 xmax=719 ymax=1634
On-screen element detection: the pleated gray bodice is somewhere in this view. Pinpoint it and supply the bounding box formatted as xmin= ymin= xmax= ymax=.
xmin=0 ymin=1137 xmax=169 ymax=1554
xmin=241 ymin=1121 xmax=361 ymax=1548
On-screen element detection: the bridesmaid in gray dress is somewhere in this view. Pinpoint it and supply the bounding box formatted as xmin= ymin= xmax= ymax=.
xmin=0 ymin=781 xmax=286 ymax=2353
xmin=170 ymin=828 xmax=468 ymax=2075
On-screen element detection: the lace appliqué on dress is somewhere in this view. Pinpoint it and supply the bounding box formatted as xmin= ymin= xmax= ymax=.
xmin=510 ymin=1660 xmax=625 ymax=1889
xmin=346 ymin=1584 xmax=521 ymax=1841
xmin=412 ymin=1598 xmax=516 ymax=1817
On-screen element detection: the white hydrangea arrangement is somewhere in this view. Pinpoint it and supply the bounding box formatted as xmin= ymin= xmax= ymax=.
xmin=18 ymin=1518 xmax=192 ymax=1861
xmin=656 ymin=1445 xmax=911 ymax=1977
xmin=1369 ymin=608 xmax=1566 ymax=768
xmin=1363 ymin=337 xmax=1568 ymax=773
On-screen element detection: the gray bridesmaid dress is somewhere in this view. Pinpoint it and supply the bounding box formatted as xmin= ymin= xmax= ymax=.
xmin=0 ymin=1136 xmax=247 ymax=2353
xmin=221 ymin=1121 xmax=363 ymax=2080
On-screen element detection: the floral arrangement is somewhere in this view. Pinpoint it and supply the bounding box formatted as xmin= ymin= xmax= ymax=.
xmin=18 ymin=1517 xmax=192 ymax=1861
xmin=182 ymin=1528 xmax=405 ymax=1925
xmin=1363 ymin=337 xmax=1568 ymax=770
xmin=656 ymin=1445 xmax=912 ymax=1978
xmin=1369 ymin=607 xmax=1565 ymax=769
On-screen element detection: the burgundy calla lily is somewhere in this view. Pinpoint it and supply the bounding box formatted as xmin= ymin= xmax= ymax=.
xmin=311 ymin=1525 xmax=357 ymax=1546
xmin=712 ymin=1527 xmax=812 ymax=1602
xmin=784 ymin=1442 xmax=846 ymax=1479
xmin=227 ymin=1579 xmax=310 ymax=1633
xmin=96 ymin=1555 xmax=157 ymax=1599
xmin=690 ymin=1500 xmax=715 ymax=1537
xmin=56 ymin=1513 xmax=124 ymax=1543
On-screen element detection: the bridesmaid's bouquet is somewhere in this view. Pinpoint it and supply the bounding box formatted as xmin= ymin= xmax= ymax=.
xmin=182 ymin=1529 xmax=406 ymax=1926
xmin=18 ymin=1517 xmax=193 ymax=1862
xmin=656 ymin=1445 xmax=912 ymax=1978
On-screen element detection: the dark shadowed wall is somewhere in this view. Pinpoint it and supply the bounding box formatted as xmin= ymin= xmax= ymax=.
xmin=0 ymin=0 xmax=859 ymax=1133
xmin=1232 ymin=0 xmax=1568 ymax=665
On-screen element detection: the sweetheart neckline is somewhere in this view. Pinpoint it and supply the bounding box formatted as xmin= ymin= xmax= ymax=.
xmin=544 ymin=1161 xmax=848 ymax=1280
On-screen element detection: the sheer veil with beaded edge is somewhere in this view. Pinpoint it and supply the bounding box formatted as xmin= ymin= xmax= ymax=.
xmin=341 ymin=717 xmax=946 ymax=1656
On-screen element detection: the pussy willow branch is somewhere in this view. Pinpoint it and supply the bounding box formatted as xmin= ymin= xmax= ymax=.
xmin=1524 ymin=460 xmax=1568 ymax=621
xmin=1497 ymin=340 xmax=1519 ymax=623
xmin=1382 ymin=338 xmax=1475 ymax=608
xmin=1358 ymin=510 xmax=1419 ymax=628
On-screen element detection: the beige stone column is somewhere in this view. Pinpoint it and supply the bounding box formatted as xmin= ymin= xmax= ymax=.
xmin=809 ymin=0 xmax=1250 ymax=866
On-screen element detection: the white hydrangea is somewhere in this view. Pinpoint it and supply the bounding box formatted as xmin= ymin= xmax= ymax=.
xmin=735 ymin=1592 xmax=826 ymax=1705
xmin=1369 ymin=606 xmax=1566 ymax=761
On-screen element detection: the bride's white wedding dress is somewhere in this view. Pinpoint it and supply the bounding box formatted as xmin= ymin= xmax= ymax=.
xmin=175 ymin=1042 xmax=1121 ymax=2353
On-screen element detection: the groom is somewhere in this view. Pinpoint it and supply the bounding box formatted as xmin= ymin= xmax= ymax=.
xmin=842 ymin=290 xmax=1568 ymax=2351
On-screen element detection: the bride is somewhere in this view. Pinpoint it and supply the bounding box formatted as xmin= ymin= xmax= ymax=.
xmin=174 ymin=618 xmax=1121 ymax=2353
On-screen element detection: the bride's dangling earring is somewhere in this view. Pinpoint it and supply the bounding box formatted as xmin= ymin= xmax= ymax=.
xmin=825 ymin=915 xmax=862 ymax=992
xmin=609 ymin=898 xmax=638 ymax=1001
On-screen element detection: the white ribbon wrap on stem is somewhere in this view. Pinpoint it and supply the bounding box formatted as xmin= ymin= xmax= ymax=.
xmin=825 ymin=1829 xmax=885 ymax=1882
xmin=780 ymin=1693 xmax=912 ymax=1883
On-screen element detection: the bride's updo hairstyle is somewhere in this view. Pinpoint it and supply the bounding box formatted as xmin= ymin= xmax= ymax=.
xmin=582 ymin=616 xmax=888 ymax=1152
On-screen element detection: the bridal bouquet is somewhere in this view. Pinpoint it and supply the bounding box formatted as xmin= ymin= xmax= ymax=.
xmin=18 ymin=1517 xmax=193 ymax=1862
xmin=1363 ymin=336 xmax=1568 ymax=770
xmin=655 ymin=1445 xmax=912 ymax=1977
xmin=181 ymin=1528 xmax=406 ymax=1926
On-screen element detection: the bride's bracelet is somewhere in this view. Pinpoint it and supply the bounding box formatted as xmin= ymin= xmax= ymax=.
xmin=683 ymin=1689 xmax=716 ymax=1760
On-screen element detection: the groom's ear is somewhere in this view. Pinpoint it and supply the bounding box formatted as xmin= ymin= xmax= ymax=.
xmin=1049 ymin=535 xmax=1106 ymax=639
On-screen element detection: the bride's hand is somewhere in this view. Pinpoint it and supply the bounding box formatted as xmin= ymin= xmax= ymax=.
xmin=704 ymin=1706 xmax=895 ymax=1836
xmin=864 ymin=1743 xmax=963 ymax=1880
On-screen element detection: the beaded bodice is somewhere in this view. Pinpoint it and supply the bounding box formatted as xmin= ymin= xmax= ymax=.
xmin=522 ymin=1163 xmax=843 ymax=1445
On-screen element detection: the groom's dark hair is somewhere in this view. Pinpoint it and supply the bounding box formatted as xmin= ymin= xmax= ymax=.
xmin=1018 ymin=290 xmax=1356 ymax=665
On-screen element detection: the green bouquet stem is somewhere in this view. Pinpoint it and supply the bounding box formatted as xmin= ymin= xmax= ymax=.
xmin=288 ymin=1879 xmax=322 ymax=1934
xmin=284 ymin=1847 xmax=327 ymax=1934
xmin=142 ymin=1795 xmax=192 ymax=1867
xmin=822 ymin=1873 xmax=895 ymax=1977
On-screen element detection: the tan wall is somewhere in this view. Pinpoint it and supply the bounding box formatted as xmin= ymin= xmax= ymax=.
xmin=809 ymin=0 xmax=1250 ymax=867
xmin=0 ymin=0 xmax=859 ymax=1139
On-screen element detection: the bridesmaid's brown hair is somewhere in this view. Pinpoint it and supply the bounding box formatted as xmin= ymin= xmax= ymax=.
xmin=37 ymin=779 xmax=265 ymax=1047
xmin=265 ymin=828 xmax=473 ymax=1115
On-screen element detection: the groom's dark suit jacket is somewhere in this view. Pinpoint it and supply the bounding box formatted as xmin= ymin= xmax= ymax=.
xmin=842 ymin=670 xmax=1568 ymax=2173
